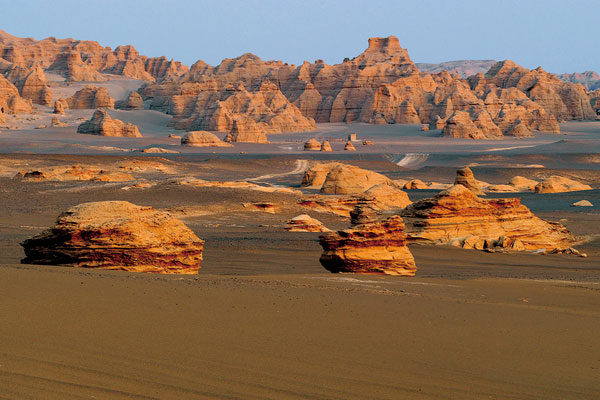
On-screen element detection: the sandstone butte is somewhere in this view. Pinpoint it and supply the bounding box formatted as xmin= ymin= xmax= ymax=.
xmin=181 ymin=131 xmax=232 ymax=147
xmin=20 ymin=201 xmax=205 ymax=274
xmin=318 ymin=215 xmax=417 ymax=276
xmin=77 ymin=109 xmax=142 ymax=137
xmin=136 ymin=35 xmax=594 ymax=139
xmin=534 ymin=176 xmax=593 ymax=193
xmin=285 ymin=214 xmax=330 ymax=232
xmin=320 ymin=140 xmax=332 ymax=152
xmin=400 ymin=184 xmax=577 ymax=251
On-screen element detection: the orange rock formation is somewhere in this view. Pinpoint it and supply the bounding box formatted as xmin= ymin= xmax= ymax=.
xmin=77 ymin=109 xmax=142 ymax=137
xmin=20 ymin=201 xmax=204 ymax=273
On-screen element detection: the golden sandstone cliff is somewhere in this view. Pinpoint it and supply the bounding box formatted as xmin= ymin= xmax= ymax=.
xmin=20 ymin=201 xmax=204 ymax=274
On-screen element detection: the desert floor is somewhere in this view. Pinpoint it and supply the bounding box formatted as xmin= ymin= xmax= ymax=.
xmin=1 ymin=119 xmax=600 ymax=398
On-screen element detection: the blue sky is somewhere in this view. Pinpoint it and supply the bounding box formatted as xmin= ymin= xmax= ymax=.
xmin=2 ymin=0 xmax=597 ymax=73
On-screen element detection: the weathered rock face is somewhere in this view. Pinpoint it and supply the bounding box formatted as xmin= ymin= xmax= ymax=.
xmin=115 ymin=91 xmax=143 ymax=109
xmin=403 ymin=179 xmax=428 ymax=189
xmin=559 ymin=71 xmax=600 ymax=91
xmin=454 ymin=167 xmax=485 ymax=195
xmin=320 ymin=164 xmax=397 ymax=195
xmin=77 ymin=109 xmax=142 ymax=137
xmin=285 ymin=214 xmax=330 ymax=232
xmin=181 ymin=131 xmax=232 ymax=147
xmin=229 ymin=118 xmax=269 ymax=143
xmin=0 ymin=30 xmax=187 ymax=82
xmin=20 ymin=201 xmax=204 ymax=274
xmin=318 ymin=216 xmax=417 ymax=276
xmin=301 ymin=162 xmax=344 ymax=188
xmin=401 ymin=184 xmax=577 ymax=251
xmin=0 ymin=74 xmax=33 ymax=114
xmin=67 ymin=86 xmax=114 ymax=109
xmin=53 ymin=98 xmax=67 ymax=114
xmin=534 ymin=176 xmax=593 ymax=193
xmin=13 ymin=65 xmax=52 ymax=105
xmin=590 ymin=90 xmax=600 ymax=115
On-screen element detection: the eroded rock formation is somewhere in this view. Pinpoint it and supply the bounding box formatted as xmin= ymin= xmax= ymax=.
xmin=115 ymin=91 xmax=143 ymax=109
xmin=318 ymin=215 xmax=417 ymax=276
xmin=20 ymin=201 xmax=204 ymax=273
xmin=181 ymin=131 xmax=232 ymax=147
xmin=285 ymin=214 xmax=330 ymax=232
xmin=77 ymin=109 xmax=142 ymax=137
xmin=401 ymin=184 xmax=577 ymax=251
xmin=67 ymin=86 xmax=114 ymax=109
xmin=534 ymin=176 xmax=593 ymax=193
xmin=320 ymin=164 xmax=397 ymax=195
xmin=454 ymin=167 xmax=485 ymax=195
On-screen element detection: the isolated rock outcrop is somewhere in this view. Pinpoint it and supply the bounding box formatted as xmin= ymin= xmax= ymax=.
xmin=304 ymin=138 xmax=321 ymax=150
xmin=0 ymin=74 xmax=33 ymax=114
xmin=15 ymin=165 xmax=134 ymax=182
xmin=320 ymin=140 xmax=332 ymax=152
xmin=534 ymin=176 xmax=593 ymax=193
xmin=181 ymin=131 xmax=232 ymax=147
xmin=318 ymin=215 xmax=417 ymax=276
xmin=571 ymin=200 xmax=593 ymax=207
xmin=21 ymin=201 xmax=204 ymax=273
xmin=403 ymin=179 xmax=428 ymax=189
xmin=228 ymin=118 xmax=269 ymax=143
xmin=53 ymin=98 xmax=67 ymax=114
xmin=67 ymin=86 xmax=114 ymax=109
xmin=320 ymin=164 xmax=397 ymax=195
xmin=77 ymin=109 xmax=142 ymax=137
xmin=344 ymin=140 xmax=357 ymax=151
xmin=454 ymin=167 xmax=485 ymax=195
xmin=14 ymin=65 xmax=52 ymax=106
xmin=401 ymin=184 xmax=577 ymax=251
xmin=285 ymin=214 xmax=330 ymax=232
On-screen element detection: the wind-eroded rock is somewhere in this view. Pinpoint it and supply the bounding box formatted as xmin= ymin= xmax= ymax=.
xmin=454 ymin=167 xmax=485 ymax=195
xmin=401 ymin=184 xmax=577 ymax=251
xmin=534 ymin=176 xmax=593 ymax=193
xmin=181 ymin=131 xmax=232 ymax=147
xmin=77 ymin=109 xmax=142 ymax=137
xmin=15 ymin=165 xmax=134 ymax=182
xmin=67 ymin=86 xmax=114 ymax=109
xmin=320 ymin=164 xmax=397 ymax=195
xmin=285 ymin=214 xmax=330 ymax=232
xmin=318 ymin=216 xmax=417 ymax=276
xmin=20 ymin=201 xmax=204 ymax=274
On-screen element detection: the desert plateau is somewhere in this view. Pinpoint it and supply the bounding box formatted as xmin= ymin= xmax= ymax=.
xmin=1 ymin=2 xmax=600 ymax=399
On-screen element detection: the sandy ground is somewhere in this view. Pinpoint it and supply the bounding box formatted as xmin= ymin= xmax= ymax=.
xmin=1 ymin=146 xmax=600 ymax=397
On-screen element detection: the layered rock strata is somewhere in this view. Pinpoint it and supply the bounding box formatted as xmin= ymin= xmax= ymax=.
xmin=318 ymin=216 xmax=417 ymax=276
xmin=20 ymin=201 xmax=204 ymax=273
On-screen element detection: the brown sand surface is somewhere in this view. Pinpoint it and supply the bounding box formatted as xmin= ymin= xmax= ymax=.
xmin=2 ymin=154 xmax=600 ymax=398
xmin=1 ymin=266 xmax=599 ymax=399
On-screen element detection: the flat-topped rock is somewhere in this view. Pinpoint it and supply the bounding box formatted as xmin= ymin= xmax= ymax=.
xmin=285 ymin=214 xmax=330 ymax=232
xmin=181 ymin=131 xmax=232 ymax=147
xmin=320 ymin=164 xmax=397 ymax=195
xmin=535 ymin=176 xmax=592 ymax=193
xmin=318 ymin=215 xmax=417 ymax=276
xmin=21 ymin=201 xmax=204 ymax=274
xmin=77 ymin=109 xmax=142 ymax=137
xmin=401 ymin=184 xmax=577 ymax=251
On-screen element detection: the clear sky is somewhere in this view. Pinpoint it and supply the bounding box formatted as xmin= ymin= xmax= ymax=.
xmin=2 ymin=0 xmax=597 ymax=74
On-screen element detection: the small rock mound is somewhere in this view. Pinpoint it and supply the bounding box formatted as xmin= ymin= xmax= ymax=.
xmin=403 ymin=179 xmax=428 ymax=189
xmin=20 ymin=201 xmax=204 ymax=274
xmin=285 ymin=214 xmax=330 ymax=232
xmin=344 ymin=140 xmax=356 ymax=151
xmin=320 ymin=140 xmax=332 ymax=152
xmin=77 ymin=109 xmax=142 ymax=137
xmin=319 ymin=216 xmax=417 ymax=276
xmin=535 ymin=176 xmax=592 ymax=193
xmin=115 ymin=91 xmax=144 ymax=110
xmin=181 ymin=131 xmax=232 ymax=147
xmin=571 ymin=200 xmax=593 ymax=207
xmin=304 ymin=138 xmax=321 ymax=150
